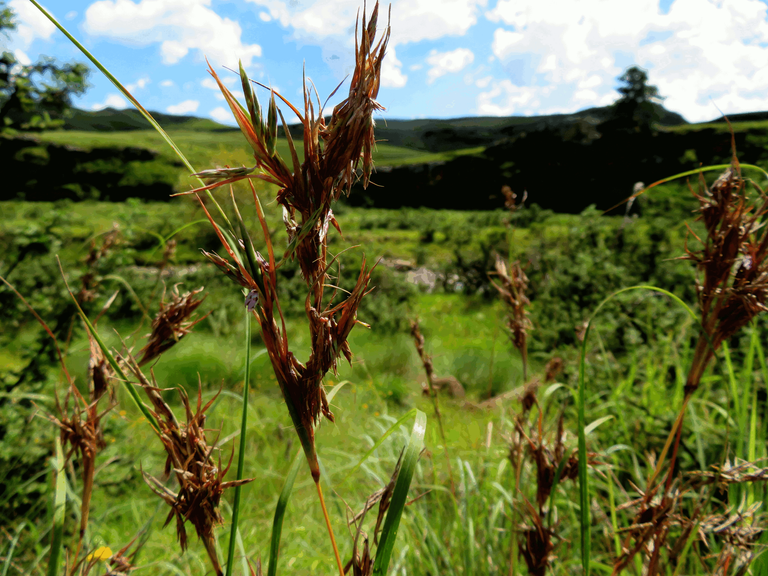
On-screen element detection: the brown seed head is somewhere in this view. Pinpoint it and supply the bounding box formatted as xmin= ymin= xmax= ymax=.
xmin=123 ymin=357 xmax=252 ymax=575
xmin=137 ymin=285 xmax=208 ymax=366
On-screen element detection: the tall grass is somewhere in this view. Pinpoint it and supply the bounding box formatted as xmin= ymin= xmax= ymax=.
xmin=1 ymin=3 xmax=766 ymax=576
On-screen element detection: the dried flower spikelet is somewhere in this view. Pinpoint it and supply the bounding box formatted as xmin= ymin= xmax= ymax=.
xmin=410 ymin=319 xmax=435 ymax=386
xmin=176 ymin=3 xmax=388 ymax=484
xmin=137 ymin=285 xmax=208 ymax=366
xmin=544 ymin=357 xmax=564 ymax=383
xmin=490 ymin=254 xmax=532 ymax=353
xmin=46 ymin=375 xmax=112 ymax=547
xmin=322 ymin=2 xmax=390 ymax=193
xmin=123 ymin=357 xmax=253 ymax=576
xmin=518 ymin=499 xmax=556 ymax=576
xmin=683 ymin=160 xmax=768 ymax=393
xmin=87 ymin=329 xmax=114 ymax=402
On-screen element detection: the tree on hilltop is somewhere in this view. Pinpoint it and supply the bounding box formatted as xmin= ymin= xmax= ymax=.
xmin=603 ymin=66 xmax=664 ymax=135
xmin=0 ymin=2 xmax=88 ymax=131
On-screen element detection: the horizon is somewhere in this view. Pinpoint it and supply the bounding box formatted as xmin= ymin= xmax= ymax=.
xmin=6 ymin=0 xmax=768 ymax=126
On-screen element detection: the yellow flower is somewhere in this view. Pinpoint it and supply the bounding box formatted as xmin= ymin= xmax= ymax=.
xmin=86 ymin=547 xmax=112 ymax=561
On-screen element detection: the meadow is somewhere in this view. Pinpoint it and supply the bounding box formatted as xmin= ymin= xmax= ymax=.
xmin=3 ymin=2 xmax=768 ymax=575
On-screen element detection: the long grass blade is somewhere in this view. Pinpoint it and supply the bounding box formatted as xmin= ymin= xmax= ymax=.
xmin=57 ymin=258 xmax=159 ymax=431
xmin=1 ymin=522 xmax=26 ymax=576
xmin=372 ymin=409 xmax=427 ymax=576
xmin=47 ymin=437 xmax=66 ymax=576
xmin=341 ymin=407 xmax=419 ymax=484
xmin=268 ymin=448 xmax=302 ymax=576
xmin=225 ymin=306 xmax=253 ymax=576
xmin=579 ymin=285 xmax=699 ymax=576
xmin=266 ymin=381 xmax=347 ymax=576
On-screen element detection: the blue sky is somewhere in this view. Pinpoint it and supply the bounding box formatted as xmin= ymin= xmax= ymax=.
xmin=5 ymin=0 xmax=768 ymax=125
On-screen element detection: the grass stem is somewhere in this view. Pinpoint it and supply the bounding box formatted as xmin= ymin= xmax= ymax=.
xmin=315 ymin=480 xmax=344 ymax=576
xmin=225 ymin=307 xmax=252 ymax=576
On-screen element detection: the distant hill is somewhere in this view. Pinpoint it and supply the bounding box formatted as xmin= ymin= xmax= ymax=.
xmin=711 ymin=111 xmax=768 ymax=124
xmin=63 ymin=103 xmax=688 ymax=152
xmin=63 ymin=107 xmax=233 ymax=132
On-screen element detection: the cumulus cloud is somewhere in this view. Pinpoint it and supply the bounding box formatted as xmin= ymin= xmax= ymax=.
xmin=84 ymin=0 xmax=262 ymax=67
xmin=160 ymin=79 xmax=174 ymax=87
xmin=8 ymin=0 xmax=56 ymax=49
xmin=167 ymin=99 xmax=200 ymax=114
xmin=247 ymin=0 xmax=486 ymax=59
xmin=91 ymin=94 xmax=128 ymax=110
xmin=210 ymin=106 xmax=234 ymax=123
xmin=126 ymin=77 xmax=151 ymax=91
xmin=476 ymin=79 xmax=539 ymax=115
xmin=483 ymin=0 xmax=768 ymax=121
xmin=426 ymin=48 xmax=474 ymax=84
xmin=382 ymin=47 xmax=407 ymax=88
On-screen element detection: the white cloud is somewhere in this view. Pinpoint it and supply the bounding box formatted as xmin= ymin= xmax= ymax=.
xmin=201 ymin=76 xmax=239 ymax=90
xmin=247 ymin=0 xmax=486 ymax=50
xmin=8 ymin=0 xmax=56 ymax=49
xmin=482 ymin=0 xmax=768 ymax=121
xmin=382 ymin=47 xmax=408 ymax=88
xmin=160 ymin=79 xmax=174 ymax=87
xmin=259 ymin=11 xmax=271 ymax=22
xmin=126 ymin=77 xmax=151 ymax=91
xmin=167 ymin=99 xmax=200 ymax=114
xmin=426 ymin=48 xmax=474 ymax=84
xmin=91 ymin=94 xmax=128 ymax=110
xmin=84 ymin=0 xmax=262 ymax=67
xmin=475 ymin=75 xmax=493 ymax=88
xmin=210 ymin=106 xmax=233 ymax=123
xmin=491 ymin=28 xmax=524 ymax=61
xmin=476 ymin=79 xmax=539 ymax=115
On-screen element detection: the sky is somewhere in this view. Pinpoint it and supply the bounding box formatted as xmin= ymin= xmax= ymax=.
xmin=4 ymin=0 xmax=768 ymax=125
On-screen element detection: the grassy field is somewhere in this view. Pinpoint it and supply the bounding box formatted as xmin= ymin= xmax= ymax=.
xmin=2 ymin=180 xmax=767 ymax=575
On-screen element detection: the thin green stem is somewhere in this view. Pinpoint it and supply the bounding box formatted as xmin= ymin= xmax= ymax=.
xmin=225 ymin=307 xmax=252 ymax=576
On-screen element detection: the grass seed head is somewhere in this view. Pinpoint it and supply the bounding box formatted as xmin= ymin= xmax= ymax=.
xmin=123 ymin=357 xmax=253 ymax=575
xmin=684 ymin=157 xmax=768 ymax=393
xmin=490 ymin=253 xmax=532 ymax=377
xmin=182 ymin=3 xmax=388 ymax=482
xmin=137 ymin=285 xmax=208 ymax=366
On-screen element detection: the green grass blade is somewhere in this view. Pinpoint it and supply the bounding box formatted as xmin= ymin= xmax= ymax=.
xmin=579 ymin=285 xmax=698 ymax=576
xmin=721 ymin=342 xmax=741 ymax=431
xmin=265 ymin=381 xmax=346 ymax=576
xmin=610 ymin=162 xmax=768 ymax=214
xmin=146 ymin=220 xmax=210 ymax=261
xmin=1 ymin=521 xmax=26 ymax=576
xmin=606 ymin=455 xmax=621 ymax=558
xmin=372 ymin=409 xmax=427 ymax=576
xmin=340 ymin=408 xmax=419 ymax=484
xmin=267 ymin=448 xmax=302 ymax=576
xmin=59 ymin=259 xmax=159 ymax=430
xmin=225 ymin=307 xmax=252 ymax=576
xmin=47 ymin=437 xmax=66 ymax=576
